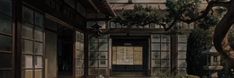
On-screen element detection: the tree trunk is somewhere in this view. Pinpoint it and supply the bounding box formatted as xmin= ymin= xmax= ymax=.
xmin=213 ymin=0 xmax=234 ymax=66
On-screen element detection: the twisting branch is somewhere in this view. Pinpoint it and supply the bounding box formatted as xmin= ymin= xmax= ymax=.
xmin=180 ymin=1 xmax=231 ymax=23
xmin=161 ymin=18 xmax=178 ymax=31
xmin=213 ymin=0 xmax=234 ymax=58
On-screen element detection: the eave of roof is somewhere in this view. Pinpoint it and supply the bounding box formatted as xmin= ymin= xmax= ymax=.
xmin=91 ymin=0 xmax=116 ymax=17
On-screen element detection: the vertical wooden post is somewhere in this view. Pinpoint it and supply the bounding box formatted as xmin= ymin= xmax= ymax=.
xmin=84 ymin=33 xmax=89 ymax=78
xmin=13 ymin=0 xmax=22 ymax=77
xmin=170 ymin=33 xmax=178 ymax=75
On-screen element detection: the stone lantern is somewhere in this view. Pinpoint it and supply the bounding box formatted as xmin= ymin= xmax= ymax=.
xmin=203 ymin=46 xmax=223 ymax=78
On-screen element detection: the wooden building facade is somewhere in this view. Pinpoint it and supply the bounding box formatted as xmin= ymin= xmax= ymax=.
xmin=0 ymin=0 xmax=114 ymax=78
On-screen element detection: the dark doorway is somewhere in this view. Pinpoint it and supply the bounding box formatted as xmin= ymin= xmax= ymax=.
xmin=111 ymin=36 xmax=149 ymax=76
xmin=57 ymin=27 xmax=74 ymax=78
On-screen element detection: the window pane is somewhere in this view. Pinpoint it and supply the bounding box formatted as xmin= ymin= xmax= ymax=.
xmin=151 ymin=60 xmax=160 ymax=67
xmin=116 ymin=23 xmax=121 ymax=28
xmin=161 ymin=67 xmax=170 ymax=73
xmin=110 ymin=22 xmax=115 ymax=28
xmin=0 ymin=35 xmax=12 ymax=51
xmin=149 ymin=23 xmax=156 ymax=28
xmin=151 ymin=67 xmax=160 ymax=75
xmin=178 ymin=52 xmax=186 ymax=59
xmin=178 ymin=60 xmax=187 ymax=68
xmin=189 ymin=23 xmax=195 ymax=29
xmin=178 ymin=68 xmax=187 ymax=74
xmin=24 ymin=70 xmax=33 ymax=78
xmin=151 ymin=35 xmax=160 ymax=42
xmin=34 ymin=12 xmax=44 ymax=27
xmin=99 ymin=39 xmax=108 ymax=42
xmin=161 ymin=60 xmax=170 ymax=67
xmin=35 ymin=69 xmax=42 ymax=78
xmin=151 ymin=43 xmax=160 ymax=50
xmin=99 ymin=43 xmax=108 ymax=51
xmin=178 ymin=35 xmax=187 ymax=42
xmin=22 ymin=7 xmax=33 ymax=24
xmin=22 ymin=40 xmax=33 ymax=54
xmin=80 ymin=43 xmax=84 ymax=51
xmin=161 ymin=52 xmax=170 ymax=59
xmin=99 ymin=60 xmax=108 ymax=67
xmin=161 ymin=35 xmax=170 ymax=42
xmin=76 ymin=42 xmax=84 ymax=51
xmin=89 ymin=60 xmax=98 ymax=67
xmin=89 ymin=43 xmax=98 ymax=51
xmin=0 ymin=53 xmax=12 ymax=68
xmin=34 ymin=27 xmax=43 ymax=41
xmin=99 ymin=52 xmax=107 ymax=59
xmin=0 ymin=0 xmax=12 ymax=16
xmin=0 ymin=14 xmax=12 ymax=34
xmin=76 ymin=60 xmax=84 ymax=67
xmin=155 ymin=24 xmax=161 ymax=28
xmin=161 ymin=43 xmax=169 ymax=51
xmin=178 ymin=43 xmax=187 ymax=51
xmin=22 ymin=24 xmax=33 ymax=39
xmin=34 ymin=42 xmax=43 ymax=55
xmin=0 ymin=71 xmax=13 ymax=78
xmin=151 ymin=52 xmax=160 ymax=59
xmin=24 ymin=55 xmax=33 ymax=68
xmin=89 ymin=37 xmax=98 ymax=43
xmin=35 ymin=56 xmax=43 ymax=68
xmin=76 ymin=68 xmax=84 ymax=77
xmin=89 ymin=52 xmax=98 ymax=59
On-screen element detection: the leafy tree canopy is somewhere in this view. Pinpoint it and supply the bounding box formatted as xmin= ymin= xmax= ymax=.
xmin=111 ymin=0 xmax=224 ymax=31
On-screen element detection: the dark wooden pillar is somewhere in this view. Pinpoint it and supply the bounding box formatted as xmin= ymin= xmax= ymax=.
xmin=13 ymin=0 xmax=22 ymax=77
xmin=84 ymin=33 xmax=89 ymax=78
xmin=170 ymin=33 xmax=178 ymax=75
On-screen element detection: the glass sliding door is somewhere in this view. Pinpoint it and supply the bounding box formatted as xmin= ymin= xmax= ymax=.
xmin=22 ymin=6 xmax=45 ymax=78
xmin=177 ymin=35 xmax=187 ymax=74
xmin=0 ymin=0 xmax=13 ymax=78
xmin=151 ymin=34 xmax=171 ymax=75
xmin=88 ymin=35 xmax=109 ymax=76
xmin=75 ymin=31 xmax=84 ymax=78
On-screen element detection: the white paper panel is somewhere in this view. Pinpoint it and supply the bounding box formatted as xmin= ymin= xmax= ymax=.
xmin=25 ymin=55 xmax=33 ymax=68
xmin=35 ymin=56 xmax=43 ymax=68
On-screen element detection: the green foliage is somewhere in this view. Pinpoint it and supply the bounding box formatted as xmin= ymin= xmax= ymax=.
xmin=166 ymin=0 xmax=200 ymax=19
xmin=112 ymin=5 xmax=165 ymax=27
xmin=197 ymin=15 xmax=219 ymax=30
xmin=112 ymin=0 xmax=222 ymax=30
xmin=186 ymin=28 xmax=212 ymax=76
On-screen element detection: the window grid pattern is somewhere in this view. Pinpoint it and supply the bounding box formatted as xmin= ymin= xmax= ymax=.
xmin=177 ymin=22 xmax=195 ymax=29
xmin=177 ymin=35 xmax=187 ymax=74
xmin=88 ymin=35 xmax=109 ymax=75
xmin=109 ymin=22 xmax=163 ymax=29
xmin=0 ymin=0 xmax=13 ymax=77
xmin=21 ymin=6 xmax=44 ymax=78
xmin=109 ymin=21 xmax=194 ymax=29
xmin=151 ymin=34 xmax=171 ymax=75
xmin=75 ymin=31 xmax=84 ymax=77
